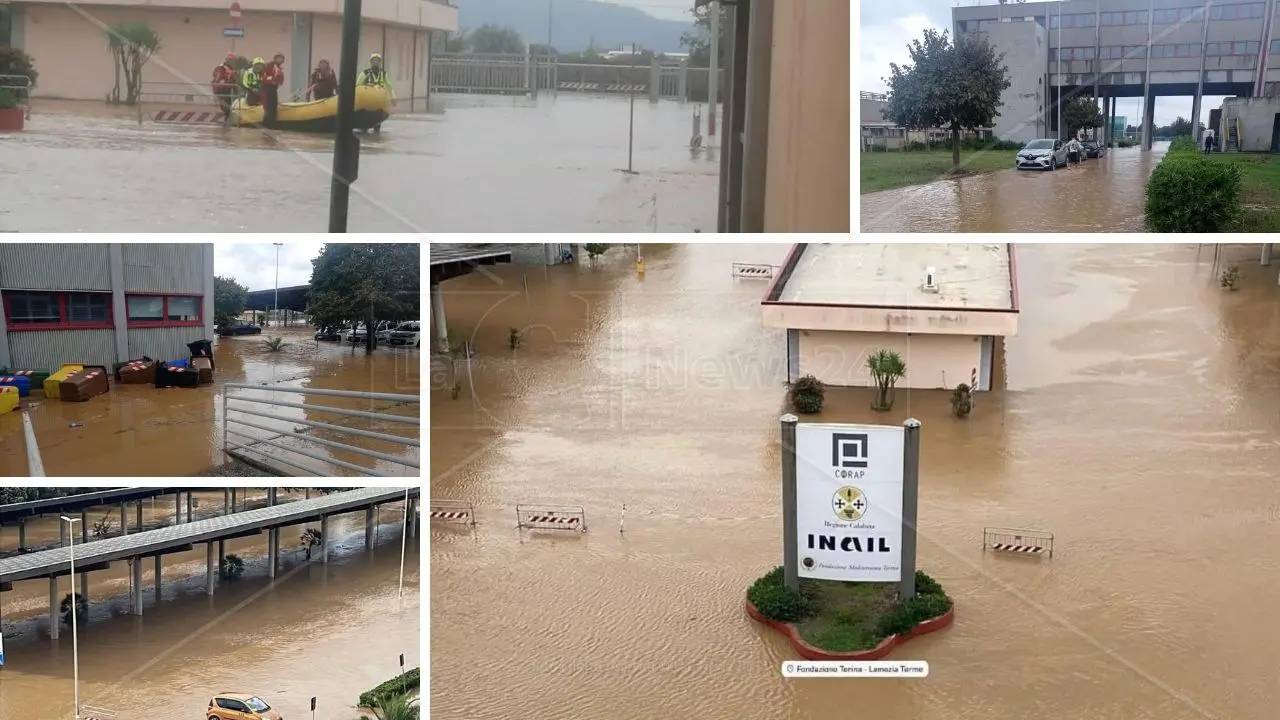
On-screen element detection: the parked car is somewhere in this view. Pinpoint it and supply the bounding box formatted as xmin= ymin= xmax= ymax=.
xmin=220 ymin=323 xmax=262 ymax=336
xmin=388 ymin=321 xmax=421 ymax=348
xmin=313 ymin=327 xmax=341 ymax=341
xmin=345 ymin=321 xmax=394 ymax=344
xmin=1081 ymin=140 xmax=1106 ymax=158
xmin=206 ymin=693 xmax=281 ymax=720
xmin=1015 ymin=138 xmax=1068 ymax=171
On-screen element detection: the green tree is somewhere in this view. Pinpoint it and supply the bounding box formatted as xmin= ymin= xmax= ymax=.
xmin=444 ymin=30 xmax=469 ymax=53
xmin=882 ymin=29 xmax=1010 ymax=171
xmin=307 ymin=244 xmax=420 ymax=355
xmin=680 ymin=3 xmax=728 ymax=68
xmin=1167 ymin=116 xmax=1193 ymax=137
xmin=1063 ymin=94 xmax=1103 ymax=138
xmin=214 ymin=275 xmax=248 ymax=331
xmin=867 ymin=349 xmax=906 ymax=412
xmin=0 ymin=488 xmax=119 ymax=504
xmin=0 ymin=48 xmax=38 ymax=100
xmin=467 ymin=25 xmax=526 ymax=54
xmin=106 ymin=22 xmax=161 ymax=105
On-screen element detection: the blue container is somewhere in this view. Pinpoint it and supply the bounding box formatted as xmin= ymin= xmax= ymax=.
xmin=165 ymin=358 xmax=190 ymax=369
xmin=0 ymin=375 xmax=32 ymax=397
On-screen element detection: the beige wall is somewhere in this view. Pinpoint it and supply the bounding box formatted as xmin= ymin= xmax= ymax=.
xmin=763 ymin=0 xmax=849 ymax=232
xmin=763 ymin=303 xmax=1019 ymax=338
xmin=797 ymin=330 xmax=981 ymax=390
xmin=12 ymin=0 xmax=456 ymax=30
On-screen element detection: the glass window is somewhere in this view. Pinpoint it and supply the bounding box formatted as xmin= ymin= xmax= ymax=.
xmin=1125 ymin=11 xmax=1147 ymax=24
xmin=1100 ymin=12 xmax=1120 ymax=25
xmin=1180 ymin=43 xmax=1201 ymax=57
xmin=127 ymin=295 xmax=164 ymax=321
xmin=67 ymin=294 xmax=109 ymax=323
xmin=1125 ymin=45 xmax=1146 ymax=59
xmin=7 ymin=293 xmax=60 ymax=324
xmin=167 ymin=296 xmax=200 ymax=321
xmin=1272 ymin=39 xmax=1280 ymax=54
xmin=1206 ymin=42 xmax=1220 ymax=55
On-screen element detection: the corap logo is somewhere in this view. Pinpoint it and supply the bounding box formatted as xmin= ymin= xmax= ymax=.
xmin=831 ymin=432 xmax=869 ymax=468
xmin=832 ymin=486 xmax=867 ymax=522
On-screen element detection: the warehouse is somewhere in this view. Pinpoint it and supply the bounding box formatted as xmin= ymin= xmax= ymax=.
xmin=0 ymin=243 xmax=215 ymax=372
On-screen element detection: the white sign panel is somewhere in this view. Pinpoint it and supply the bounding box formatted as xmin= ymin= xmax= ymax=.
xmin=795 ymin=423 xmax=905 ymax=583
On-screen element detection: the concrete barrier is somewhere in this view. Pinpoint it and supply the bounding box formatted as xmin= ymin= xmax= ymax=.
xmin=516 ymin=504 xmax=586 ymax=532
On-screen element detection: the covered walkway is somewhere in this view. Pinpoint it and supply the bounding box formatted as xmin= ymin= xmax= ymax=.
xmin=429 ymin=244 xmax=514 ymax=351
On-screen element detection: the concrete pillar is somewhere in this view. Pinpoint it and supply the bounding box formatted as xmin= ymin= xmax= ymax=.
xmin=175 ymin=491 xmax=182 ymax=523
xmin=740 ymin=0 xmax=773 ymax=233
xmin=1141 ymin=0 xmax=1154 ymax=151
xmin=1142 ymin=90 xmax=1156 ymax=151
xmin=59 ymin=520 xmax=68 ymax=547
xmin=678 ymin=58 xmax=688 ymax=102
xmin=648 ymin=56 xmax=660 ymax=104
xmin=80 ymin=510 xmax=88 ymax=543
xmin=267 ymin=529 xmax=278 ymax=579
xmin=407 ymin=497 xmax=418 ymax=539
xmin=207 ymin=543 xmax=217 ymax=595
xmin=431 ymin=283 xmax=447 ymax=351
xmin=305 ymin=488 xmax=311 ymax=500
xmin=320 ymin=515 xmax=330 ymax=564
xmin=120 ymin=503 xmax=127 ymax=535
xmin=223 ymin=488 xmax=230 ymax=514
xmin=1263 ymin=244 xmax=1274 ymax=266
xmin=187 ymin=492 xmax=194 ymax=522
xmin=132 ymin=558 xmax=143 ymax=615
xmin=49 ymin=576 xmax=60 ymax=639
xmin=79 ymin=570 xmax=88 ymax=602
xmin=230 ymin=488 xmax=237 ymax=512
xmin=154 ymin=555 xmax=162 ymax=601
xmin=290 ymin=12 xmax=314 ymax=98
xmin=108 ymin=243 xmax=129 ymax=363
xmin=365 ymin=507 xmax=375 ymax=550
xmin=136 ymin=502 xmax=143 ymax=532
xmin=268 ymin=487 xmax=278 ymax=506
xmin=18 ymin=519 xmax=25 ymax=550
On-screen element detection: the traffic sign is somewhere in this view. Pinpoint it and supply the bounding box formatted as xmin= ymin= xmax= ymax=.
xmin=223 ymin=27 xmax=245 ymax=38
xmin=229 ymin=2 xmax=242 ymax=26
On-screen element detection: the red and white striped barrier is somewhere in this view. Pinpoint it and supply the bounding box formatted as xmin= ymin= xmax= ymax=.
xmin=990 ymin=544 xmax=1044 ymax=554
xmin=153 ymin=110 xmax=222 ymax=124
xmin=429 ymin=500 xmax=476 ymax=526
xmin=983 ymin=527 xmax=1054 ymax=558
xmin=731 ymin=262 xmax=777 ymax=279
xmin=430 ymin=511 xmax=470 ymax=521
xmin=516 ymin=504 xmax=587 ymax=532
xmin=526 ymin=515 xmax=579 ymax=525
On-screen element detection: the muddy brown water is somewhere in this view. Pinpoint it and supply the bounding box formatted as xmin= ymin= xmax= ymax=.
xmin=860 ymin=144 xmax=1167 ymax=232
xmin=0 ymin=327 xmax=420 ymax=477
xmin=0 ymin=96 xmax=718 ymax=233
xmin=0 ymin=490 xmax=420 ymax=720
xmin=430 ymin=243 xmax=1280 ymax=720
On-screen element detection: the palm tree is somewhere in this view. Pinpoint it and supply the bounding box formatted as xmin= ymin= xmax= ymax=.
xmin=867 ymin=349 xmax=906 ymax=411
xmin=368 ymin=695 xmax=419 ymax=720
xmin=106 ymin=22 xmax=161 ymax=105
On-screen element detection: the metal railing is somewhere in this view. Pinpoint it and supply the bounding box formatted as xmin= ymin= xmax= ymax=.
xmin=428 ymin=53 xmax=723 ymax=102
xmin=0 ymin=74 xmax=34 ymax=119
xmin=222 ymin=384 xmax=420 ymax=477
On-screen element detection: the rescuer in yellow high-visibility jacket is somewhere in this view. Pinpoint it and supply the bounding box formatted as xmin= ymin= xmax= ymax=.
xmin=360 ymin=52 xmax=394 ymax=132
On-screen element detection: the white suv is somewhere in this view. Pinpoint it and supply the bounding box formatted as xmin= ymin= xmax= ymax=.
xmin=388 ymin=321 xmax=421 ymax=348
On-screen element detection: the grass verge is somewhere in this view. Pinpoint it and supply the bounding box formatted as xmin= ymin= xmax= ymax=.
xmin=747 ymin=566 xmax=952 ymax=652
xmin=1205 ymin=153 xmax=1280 ymax=232
xmin=861 ymin=149 xmax=1015 ymax=194
xmin=358 ymin=667 xmax=421 ymax=709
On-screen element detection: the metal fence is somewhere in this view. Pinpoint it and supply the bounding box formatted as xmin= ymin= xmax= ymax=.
xmin=429 ymin=52 xmax=724 ymax=102
xmin=0 ymin=74 xmax=33 ymax=118
xmin=222 ymin=384 xmax=420 ymax=478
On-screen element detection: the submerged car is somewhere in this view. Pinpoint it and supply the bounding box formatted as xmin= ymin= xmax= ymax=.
xmin=207 ymin=693 xmax=281 ymax=720
xmin=220 ymin=323 xmax=262 ymax=336
xmin=313 ymin=327 xmax=341 ymax=341
xmin=388 ymin=321 xmax=421 ymax=348
xmin=1015 ymin=138 xmax=1068 ymax=171
xmin=1081 ymin=140 xmax=1106 ymax=158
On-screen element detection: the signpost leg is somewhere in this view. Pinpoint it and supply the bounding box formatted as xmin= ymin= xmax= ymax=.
xmin=781 ymin=413 xmax=799 ymax=592
xmin=898 ymin=419 xmax=922 ymax=601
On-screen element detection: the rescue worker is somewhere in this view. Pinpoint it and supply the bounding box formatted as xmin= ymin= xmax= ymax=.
xmin=308 ymin=58 xmax=337 ymax=101
xmin=211 ymin=52 xmax=239 ymax=119
xmin=359 ymin=52 xmax=393 ymax=132
xmin=241 ymin=57 xmax=266 ymax=108
xmin=260 ymin=52 xmax=286 ymax=127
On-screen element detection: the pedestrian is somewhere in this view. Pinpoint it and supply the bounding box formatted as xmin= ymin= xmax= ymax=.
xmin=1066 ymin=137 xmax=1082 ymax=168
xmin=308 ymin=58 xmax=337 ymax=101
xmin=211 ymin=52 xmax=239 ymax=119
xmin=1204 ymin=128 xmax=1215 ymax=155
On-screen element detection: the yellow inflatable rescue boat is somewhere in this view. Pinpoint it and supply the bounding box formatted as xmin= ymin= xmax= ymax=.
xmin=229 ymin=85 xmax=391 ymax=133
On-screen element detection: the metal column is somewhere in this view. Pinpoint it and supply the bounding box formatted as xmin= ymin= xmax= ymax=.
xmin=136 ymin=502 xmax=143 ymax=532
xmin=80 ymin=510 xmax=88 ymax=543
xmin=899 ymin=419 xmax=922 ymax=601
xmin=131 ymin=558 xmax=143 ymax=615
xmin=59 ymin=520 xmax=68 ymax=547
xmin=407 ymin=497 xmax=418 ymax=538
xmin=321 ymin=515 xmax=330 ymax=564
xmin=175 ymin=491 xmax=182 ymax=523
xmin=206 ymin=542 xmax=217 ymax=595
xmin=268 ymin=487 xmax=278 ymax=506
xmin=268 ymin=529 xmax=278 ymax=579
xmin=219 ymin=539 xmax=226 ymax=567
xmin=231 ymin=488 xmax=238 ymax=512
xmin=224 ymin=488 xmax=230 ymax=514
xmin=18 ymin=520 xmax=25 ymax=550
xmin=187 ymin=492 xmax=195 ymax=522
xmin=431 ymin=283 xmax=447 ymax=351
xmin=365 ymin=507 xmax=375 ymax=550
xmin=154 ymin=555 xmax=163 ymax=601
xmin=780 ymin=414 xmax=799 ymax=592
xmin=740 ymin=0 xmax=773 ymax=233
xmin=49 ymin=576 xmax=60 ymax=639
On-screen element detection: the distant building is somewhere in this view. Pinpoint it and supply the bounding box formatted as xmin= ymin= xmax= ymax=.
xmin=1217 ymin=96 xmax=1280 ymax=151
xmin=860 ymin=91 xmax=990 ymax=151
xmin=1111 ymin=116 xmax=1129 ymax=138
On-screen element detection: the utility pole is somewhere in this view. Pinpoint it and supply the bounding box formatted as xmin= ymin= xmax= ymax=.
xmin=708 ymin=1 xmax=720 ymax=139
xmin=328 ymin=0 xmax=363 ymax=232
xmin=273 ymin=242 xmax=282 ymax=327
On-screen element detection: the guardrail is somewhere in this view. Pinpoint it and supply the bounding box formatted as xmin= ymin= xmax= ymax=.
xmin=516 ymin=503 xmax=587 ymax=532
xmin=0 ymin=74 xmax=34 ymax=119
xmin=982 ymin=526 xmax=1054 ymax=558
xmin=222 ymin=384 xmax=419 ymax=477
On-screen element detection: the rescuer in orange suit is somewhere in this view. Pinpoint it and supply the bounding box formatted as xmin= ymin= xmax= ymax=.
xmin=211 ymin=52 xmax=239 ymax=119
xmin=261 ymin=52 xmax=286 ymax=126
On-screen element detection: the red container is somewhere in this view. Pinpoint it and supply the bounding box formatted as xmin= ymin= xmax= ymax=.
xmin=0 ymin=108 xmax=24 ymax=132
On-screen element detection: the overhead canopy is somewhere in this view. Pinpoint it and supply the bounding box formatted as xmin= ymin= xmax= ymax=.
xmin=245 ymin=284 xmax=310 ymax=312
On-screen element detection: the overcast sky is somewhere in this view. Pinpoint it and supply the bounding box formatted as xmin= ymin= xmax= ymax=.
xmin=613 ymin=0 xmax=694 ymax=21
xmin=859 ymin=0 xmax=1220 ymax=128
xmin=214 ymin=242 xmax=323 ymax=292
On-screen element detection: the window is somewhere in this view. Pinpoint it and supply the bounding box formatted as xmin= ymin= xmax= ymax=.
xmin=1049 ymin=13 xmax=1095 ymax=28
xmin=126 ymin=294 xmax=202 ymax=326
xmin=1272 ymin=39 xmax=1280 ymax=54
xmin=1102 ymin=10 xmax=1147 ymax=25
xmin=1207 ymin=41 xmax=1260 ymax=55
xmin=1125 ymin=45 xmax=1146 ymax=59
xmin=0 ymin=5 xmax=11 ymax=49
xmin=3 ymin=291 xmax=113 ymax=330
xmin=1211 ymin=3 xmax=1265 ymax=20
xmin=1154 ymin=7 xmax=1205 ymax=24
xmin=1058 ymin=46 xmax=1096 ymax=61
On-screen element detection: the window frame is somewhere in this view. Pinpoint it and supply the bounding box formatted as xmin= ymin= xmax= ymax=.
xmin=2 ymin=291 xmax=114 ymax=331
xmin=125 ymin=293 xmax=204 ymax=328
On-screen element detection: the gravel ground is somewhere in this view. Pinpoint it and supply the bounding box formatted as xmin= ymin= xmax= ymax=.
xmin=194 ymin=458 xmax=280 ymax=477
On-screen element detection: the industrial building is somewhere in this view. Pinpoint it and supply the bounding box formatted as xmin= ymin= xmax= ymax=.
xmin=953 ymin=0 xmax=1280 ymax=149
xmin=0 ymin=243 xmax=215 ymax=372
xmin=760 ymin=244 xmax=1019 ymax=391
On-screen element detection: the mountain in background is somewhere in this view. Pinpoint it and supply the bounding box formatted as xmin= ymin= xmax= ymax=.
xmin=455 ymin=0 xmax=695 ymax=54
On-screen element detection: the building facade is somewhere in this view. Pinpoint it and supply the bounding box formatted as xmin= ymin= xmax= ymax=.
xmin=954 ymin=0 xmax=1280 ymax=149
xmin=0 ymin=243 xmax=215 ymax=372
xmin=1 ymin=0 xmax=458 ymax=108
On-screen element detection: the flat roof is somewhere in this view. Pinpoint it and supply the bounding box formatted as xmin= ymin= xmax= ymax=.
xmin=767 ymin=243 xmax=1017 ymax=312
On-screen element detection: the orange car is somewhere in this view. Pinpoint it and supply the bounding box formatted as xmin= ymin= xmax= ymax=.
xmin=207 ymin=693 xmax=282 ymax=720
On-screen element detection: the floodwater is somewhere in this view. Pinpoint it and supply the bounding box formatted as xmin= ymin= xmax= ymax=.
xmin=860 ymin=143 xmax=1166 ymax=232
xmin=0 ymin=94 xmax=719 ymax=233
xmin=0 ymin=327 xmax=420 ymax=477
xmin=430 ymin=243 xmax=1280 ymax=720
xmin=0 ymin=489 xmax=420 ymax=720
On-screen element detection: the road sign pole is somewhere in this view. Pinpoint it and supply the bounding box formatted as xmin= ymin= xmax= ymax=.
xmin=898 ymin=419 xmax=921 ymax=601
xmin=780 ymin=413 xmax=799 ymax=592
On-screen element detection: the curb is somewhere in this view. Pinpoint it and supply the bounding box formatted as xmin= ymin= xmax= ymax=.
xmin=744 ymin=597 xmax=954 ymax=661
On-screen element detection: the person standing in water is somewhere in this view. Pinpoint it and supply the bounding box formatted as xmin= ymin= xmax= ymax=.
xmin=360 ymin=52 xmax=394 ymax=132
xmin=1066 ymin=136 xmax=1083 ymax=168
xmin=308 ymin=59 xmax=337 ymax=101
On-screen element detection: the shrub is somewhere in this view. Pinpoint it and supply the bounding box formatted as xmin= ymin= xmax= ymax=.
xmin=1144 ymin=149 xmax=1242 ymax=232
xmin=914 ymin=570 xmax=945 ymax=597
xmin=359 ymin=667 xmax=421 ymax=709
xmin=220 ymin=553 xmax=245 ymax=581
xmin=1168 ymin=135 xmax=1199 ymax=153
xmin=867 ymin=349 xmax=906 ymax=412
xmin=950 ymin=383 xmax=973 ymax=418
xmin=0 ymin=88 xmax=18 ymax=111
xmin=874 ymin=592 xmax=953 ymax=638
xmin=747 ymin=566 xmax=811 ymax=622
xmin=0 ymin=48 xmax=38 ymax=100
xmin=59 ymin=592 xmax=88 ymax=627
xmin=788 ymin=374 xmax=825 ymax=414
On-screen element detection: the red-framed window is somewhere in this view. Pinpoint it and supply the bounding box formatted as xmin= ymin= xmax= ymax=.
xmin=2 ymin=291 xmax=114 ymax=331
xmin=125 ymin=293 xmax=204 ymax=328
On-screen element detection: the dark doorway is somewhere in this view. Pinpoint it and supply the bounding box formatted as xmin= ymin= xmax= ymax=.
xmin=1271 ymin=113 xmax=1280 ymax=153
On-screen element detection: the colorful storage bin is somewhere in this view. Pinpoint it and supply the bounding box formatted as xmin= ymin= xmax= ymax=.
xmin=0 ymin=374 xmax=32 ymax=397
xmin=43 ymin=364 xmax=85 ymax=399
xmin=0 ymin=386 xmax=19 ymax=414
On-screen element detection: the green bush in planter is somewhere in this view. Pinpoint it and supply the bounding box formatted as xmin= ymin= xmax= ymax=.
xmin=874 ymin=592 xmax=952 ymax=638
xmin=1145 ymin=149 xmax=1242 ymax=233
xmin=0 ymin=88 xmax=19 ymax=111
xmin=747 ymin=566 xmax=811 ymax=622
xmin=0 ymin=48 xmax=37 ymax=100
xmin=788 ymin=374 xmax=826 ymax=414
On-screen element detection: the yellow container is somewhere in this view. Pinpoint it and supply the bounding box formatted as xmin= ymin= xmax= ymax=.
xmin=43 ymin=363 xmax=85 ymax=399
xmin=0 ymin=386 xmax=18 ymax=414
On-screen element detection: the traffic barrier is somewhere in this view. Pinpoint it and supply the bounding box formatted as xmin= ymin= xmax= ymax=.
xmin=152 ymin=110 xmax=222 ymax=124
xmin=0 ymin=374 xmax=32 ymax=397
xmin=429 ymin=499 xmax=475 ymax=526
xmin=983 ymin=527 xmax=1054 ymax=558
xmin=731 ymin=262 xmax=777 ymax=279
xmin=0 ymin=386 xmax=19 ymax=414
xmin=43 ymin=363 xmax=84 ymax=399
xmin=516 ymin=504 xmax=586 ymax=532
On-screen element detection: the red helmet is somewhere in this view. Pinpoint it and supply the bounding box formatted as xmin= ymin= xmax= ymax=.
xmin=225 ymin=52 xmax=237 ymax=60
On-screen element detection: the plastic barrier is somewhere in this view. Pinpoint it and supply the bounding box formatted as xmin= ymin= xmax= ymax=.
xmin=118 ymin=358 xmax=157 ymax=385
xmin=0 ymin=368 xmax=49 ymax=388
xmin=59 ymin=366 xmax=110 ymax=402
xmin=982 ymin=527 xmax=1054 ymax=558
xmin=516 ymin=504 xmax=587 ymax=532
xmin=0 ymin=386 xmax=18 ymax=414
xmin=429 ymin=499 xmax=476 ymax=525
xmin=0 ymin=374 xmax=32 ymax=397
xmin=43 ymin=364 xmax=85 ymax=399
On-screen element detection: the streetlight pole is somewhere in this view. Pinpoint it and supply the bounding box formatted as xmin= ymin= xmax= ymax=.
xmin=547 ymin=0 xmax=553 ymax=52
xmin=60 ymin=515 xmax=82 ymax=720
xmin=273 ymin=242 xmax=282 ymax=328
xmin=398 ymin=487 xmax=408 ymax=608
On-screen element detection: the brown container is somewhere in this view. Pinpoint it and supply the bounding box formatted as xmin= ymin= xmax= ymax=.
xmin=58 ymin=366 xmax=110 ymax=402
xmin=118 ymin=359 xmax=157 ymax=385
xmin=191 ymin=356 xmax=214 ymax=384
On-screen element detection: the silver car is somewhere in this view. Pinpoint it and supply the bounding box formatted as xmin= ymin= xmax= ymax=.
xmin=1015 ymin=138 xmax=1068 ymax=171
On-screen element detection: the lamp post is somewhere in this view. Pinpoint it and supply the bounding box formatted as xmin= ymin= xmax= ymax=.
xmin=60 ymin=515 xmax=82 ymax=720
xmin=273 ymin=242 xmax=283 ymax=328
xmin=398 ymin=487 xmax=408 ymax=607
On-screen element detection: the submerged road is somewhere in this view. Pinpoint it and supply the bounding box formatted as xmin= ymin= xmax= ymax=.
xmin=861 ymin=143 xmax=1167 ymax=232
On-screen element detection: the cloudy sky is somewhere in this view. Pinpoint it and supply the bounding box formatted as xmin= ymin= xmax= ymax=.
xmin=614 ymin=0 xmax=695 ymax=21
xmin=214 ymin=242 xmax=324 ymax=292
xmin=859 ymin=0 xmax=1220 ymax=128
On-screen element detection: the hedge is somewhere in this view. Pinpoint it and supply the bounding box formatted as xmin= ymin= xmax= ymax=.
xmin=1145 ymin=134 xmax=1243 ymax=232
xmin=358 ymin=667 xmax=421 ymax=708
xmin=747 ymin=566 xmax=811 ymax=622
